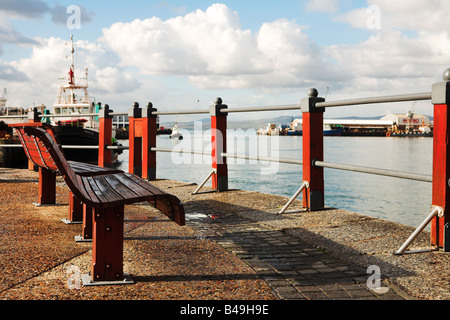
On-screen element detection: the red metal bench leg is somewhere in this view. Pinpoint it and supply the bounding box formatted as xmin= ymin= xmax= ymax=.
xmin=83 ymin=204 xmax=93 ymax=241
xmin=75 ymin=203 xmax=93 ymax=242
xmin=36 ymin=167 xmax=56 ymax=206
xmin=85 ymin=205 xmax=133 ymax=285
xmin=64 ymin=191 xmax=83 ymax=224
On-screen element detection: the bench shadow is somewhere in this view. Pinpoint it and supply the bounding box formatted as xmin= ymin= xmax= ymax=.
xmin=133 ymin=273 xmax=261 ymax=283
xmin=181 ymin=199 xmax=418 ymax=283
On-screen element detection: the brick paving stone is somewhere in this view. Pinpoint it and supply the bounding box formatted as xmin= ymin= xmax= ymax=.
xmin=185 ymin=210 xmax=411 ymax=300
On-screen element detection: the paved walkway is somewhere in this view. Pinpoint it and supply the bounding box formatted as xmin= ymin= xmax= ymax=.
xmin=185 ymin=211 xmax=411 ymax=300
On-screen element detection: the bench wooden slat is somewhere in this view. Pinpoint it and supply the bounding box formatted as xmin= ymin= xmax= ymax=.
xmin=112 ymin=173 xmax=159 ymax=198
xmin=92 ymin=175 xmax=126 ymax=206
xmin=17 ymin=129 xmax=59 ymax=171
xmin=123 ymin=173 xmax=168 ymax=196
xmin=77 ymin=175 xmax=99 ymax=206
xmin=102 ymin=174 xmax=144 ymax=204
xmin=83 ymin=176 xmax=116 ymax=206
xmin=69 ymin=161 xmax=122 ymax=176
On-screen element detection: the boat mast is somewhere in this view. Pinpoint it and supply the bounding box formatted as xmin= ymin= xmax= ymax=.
xmin=69 ymin=34 xmax=75 ymax=85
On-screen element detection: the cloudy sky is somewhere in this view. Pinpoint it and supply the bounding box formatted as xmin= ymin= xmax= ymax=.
xmin=1 ymin=0 xmax=449 ymax=120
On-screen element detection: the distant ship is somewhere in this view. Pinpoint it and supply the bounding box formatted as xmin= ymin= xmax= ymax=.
xmin=0 ymin=90 xmax=28 ymax=167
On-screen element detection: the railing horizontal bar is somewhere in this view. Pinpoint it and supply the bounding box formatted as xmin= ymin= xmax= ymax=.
xmin=1 ymin=112 xmax=129 ymax=120
xmin=314 ymin=160 xmax=432 ymax=182
xmin=0 ymin=144 xmax=129 ymax=150
xmin=0 ymin=144 xmax=24 ymax=148
xmin=221 ymin=152 xmax=302 ymax=165
xmin=0 ymin=115 xmax=28 ymax=119
xmin=151 ymin=147 xmax=209 ymax=155
xmin=39 ymin=113 xmax=98 ymax=118
xmin=153 ymin=109 xmax=210 ymax=116
xmin=148 ymin=148 xmax=303 ymax=165
xmin=60 ymin=145 xmax=99 ymax=149
xmin=316 ymin=92 xmax=432 ymax=108
xmin=222 ymin=104 xmax=299 ymax=113
xmin=110 ymin=112 xmax=129 ymax=116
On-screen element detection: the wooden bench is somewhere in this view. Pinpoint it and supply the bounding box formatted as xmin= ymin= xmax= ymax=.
xmin=10 ymin=123 xmax=185 ymax=285
xmin=11 ymin=123 xmax=124 ymax=238
xmin=67 ymin=160 xmax=123 ymax=228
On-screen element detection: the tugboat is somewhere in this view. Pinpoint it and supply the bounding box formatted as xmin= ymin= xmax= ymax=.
xmin=50 ymin=35 xmax=122 ymax=164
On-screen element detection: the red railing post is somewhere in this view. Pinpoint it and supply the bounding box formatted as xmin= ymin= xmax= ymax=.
xmin=301 ymin=88 xmax=325 ymax=211
xmin=431 ymin=69 xmax=450 ymax=250
xmin=142 ymin=102 xmax=157 ymax=181
xmin=128 ymin=102 xmax=157 ymax=180
xmin=128 ymin=102 xmax=142 ymax=176
xmin=210 ymin=97 xmax=228 ymax=192
xmin=98 ymin=104 xmax=113 ymax=168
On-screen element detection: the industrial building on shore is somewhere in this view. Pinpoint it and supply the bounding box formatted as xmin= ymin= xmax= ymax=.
xmin=258 ymin=113 xmax=433 ymax=137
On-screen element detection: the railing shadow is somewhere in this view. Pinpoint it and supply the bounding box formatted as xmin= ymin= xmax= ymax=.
xmin=181 ymin=198 xmax=418 ymax=283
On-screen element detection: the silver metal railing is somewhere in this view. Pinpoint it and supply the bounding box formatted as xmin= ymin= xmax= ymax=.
xmin=221 ymin=152 xmax=302 ymax=165
xmin=0 ymin=112 xmax=129 ymax=120
xmin=152 ymin=109 xmax=209 ymax=116
xmin=313 ymin=160 xmax=432 ymax=183
xmin=222 ymin=104 xmax=299 ymax=113
xmin=1 ymin=91 xmax=439 ymax=254
xmin=316 ymin=92 xmax=432 ymax=108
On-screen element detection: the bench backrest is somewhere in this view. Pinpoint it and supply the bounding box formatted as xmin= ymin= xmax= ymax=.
xmin=12 ymin=123 xmax=60 ymax=172
xmin=11 ymin=123 xmax=91 ymax=204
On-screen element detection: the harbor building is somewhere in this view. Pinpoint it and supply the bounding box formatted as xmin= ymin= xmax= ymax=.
xmin=259 ymin=113 xmax=433 ymax=136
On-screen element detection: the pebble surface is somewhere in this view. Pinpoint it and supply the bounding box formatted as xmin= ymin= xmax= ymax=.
xmin=0 ymin=168 xmax=449 ymax=300
xmin=0 ymin=168 xmax=275 ymax=300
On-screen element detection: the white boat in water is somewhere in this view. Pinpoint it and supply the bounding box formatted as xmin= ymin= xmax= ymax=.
xmin=257 ymin=123 xmax=282 ymax=135
xmin=170 ymin=122 xmax=183 ymax=140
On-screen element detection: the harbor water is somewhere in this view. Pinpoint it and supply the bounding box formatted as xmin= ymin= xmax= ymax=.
xmin=116 ymin=129 xmax=433 ymax=229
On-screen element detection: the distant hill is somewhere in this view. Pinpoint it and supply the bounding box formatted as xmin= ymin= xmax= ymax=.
xmin=162 ymin=115 xmax=295 ymax=130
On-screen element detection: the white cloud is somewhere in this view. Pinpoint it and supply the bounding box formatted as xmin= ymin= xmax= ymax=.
xmin=102 ymin=4 xmax=255 ymax=76
xmin=102 ymin=4 xmax=339 ymax=91
xmin=3 ymin=37 xmax=140 ymax=108
xmin=93 ymin=67 xmax=141 ymax=94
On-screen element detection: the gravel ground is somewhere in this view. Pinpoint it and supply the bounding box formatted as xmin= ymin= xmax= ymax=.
xmin=0 ymin=168 xmax=276 ymax=300
xmin=1 ymin=168 xmax=449 ymax=300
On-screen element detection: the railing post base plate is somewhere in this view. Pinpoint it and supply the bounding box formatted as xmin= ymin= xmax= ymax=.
xmin=81 ymin=273 xmax=134 ymax=286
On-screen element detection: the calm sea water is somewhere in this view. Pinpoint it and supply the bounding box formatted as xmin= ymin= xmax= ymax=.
xmin=116 ymin=130 xmax=433 ymax=229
